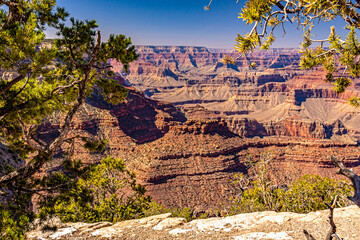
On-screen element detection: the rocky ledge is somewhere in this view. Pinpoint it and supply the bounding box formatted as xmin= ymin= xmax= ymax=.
xmin=28 ymin=205 xmax=360 ymax=240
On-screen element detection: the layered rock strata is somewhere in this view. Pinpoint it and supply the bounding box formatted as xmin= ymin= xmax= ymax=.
xmin=40 ymin=84 xmax=360 ymax=210
xmin=112 ymin=46 xmax=360 ymax=142
xmin=35 ymin=47 xmax=360 ymax=210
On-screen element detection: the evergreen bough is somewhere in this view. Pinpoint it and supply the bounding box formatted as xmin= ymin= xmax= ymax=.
xmin=0 ymin=1 xmax=139 ymax=238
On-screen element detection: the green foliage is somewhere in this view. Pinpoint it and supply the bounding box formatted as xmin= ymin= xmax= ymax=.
xmin=232 ymin=0 xmax=360 ymax=106
xmin=99 ymin=34 xmax=138 ymax=73
xmin=229 ymin=152 xmax=352 ymax=215
xmin=234 ymin=33 xmax=258 ymax=54
xmin=0 ymin=208 xmax=29 ymax=240
xmin=143 ymin=201 xmax=201 ymax=222
xmin=95 ymin=77 xmax=129 ymax=105
xmin=0 ymin=194 xmax=34 ymax=240
xmin=82 ymin=138 xmax=109 ymax=153
xmin=0 ymin=0 xmax=139 ymax=235
xmin=333 ymin=77 xmax=352 ymax=94
xmin=260 ymin=34 xmax=275 ymax=50
xmin=39 ymin=157 xmax=151 ymax=223
xmin=278 ymin=175 xmax=352 ymax=213
xmin=142 ymin=201 xmax=169 ymax=216
xmin=239 ymin=0 xmax=271 ymax=24
xmin=348 ymin=96 xmax=360 ymax=107
xmin=221 ymin=55 xmax=236 ymax=65
xmin=230 ymin=175 xmax=352 ymax=215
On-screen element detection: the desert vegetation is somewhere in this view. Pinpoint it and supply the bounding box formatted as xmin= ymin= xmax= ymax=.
xmin=38 ymin=156 xmax=151 ymax=224
xmin=229 ymin=153 xmax=353 ymax=215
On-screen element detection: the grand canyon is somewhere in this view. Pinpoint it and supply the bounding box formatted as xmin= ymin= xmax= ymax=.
xmin=37 ymin=46 xmax=360 ymax=210
xmin=5 ymin=1 xmax=360 ymax=239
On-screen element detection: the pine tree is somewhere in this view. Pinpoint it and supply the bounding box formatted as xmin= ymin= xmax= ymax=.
xmin=0 ymin=1 xmax=138 ymax=236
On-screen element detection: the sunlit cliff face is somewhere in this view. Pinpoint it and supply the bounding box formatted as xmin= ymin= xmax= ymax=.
xmin=110 ymin=46 xmax=360 ymax=141
xmin=32 ymin=46 xmax=359 ymax=210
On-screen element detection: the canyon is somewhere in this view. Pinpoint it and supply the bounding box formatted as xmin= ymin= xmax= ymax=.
xmin=37 ymin=46 xmax=360 ymax=210
xmin=112 ymin=46 xmax=360 ymax=141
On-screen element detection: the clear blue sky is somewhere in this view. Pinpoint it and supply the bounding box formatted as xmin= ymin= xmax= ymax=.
xmin=47 ymin=0 xmax=348 ymax=49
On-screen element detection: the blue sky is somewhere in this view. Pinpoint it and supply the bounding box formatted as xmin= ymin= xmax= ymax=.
xmin=48 ymin=0 xmax=348 ymax=49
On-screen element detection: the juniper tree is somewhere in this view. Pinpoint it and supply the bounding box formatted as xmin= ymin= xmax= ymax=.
xmin=38 ymin=157 xmax=151 ymax=224
xmin=0 ymin=0 xmax=138 ymax=236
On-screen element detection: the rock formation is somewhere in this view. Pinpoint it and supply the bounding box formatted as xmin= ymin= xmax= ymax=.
xmin=28 ymin=205 xmax=360 ymax=240
xmin=110 ymin=46 xmax=360 ymax=142
xmin=34 ymin=47 xmax=360 ymax=210
xmin=0 ymin=143 xmax=23 ymax=178
xmin=39 ymin=80 xmax=359 ymax=210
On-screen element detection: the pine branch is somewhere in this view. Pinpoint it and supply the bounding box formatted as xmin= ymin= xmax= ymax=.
xmin=0 ymin=31 xmax=104 ymax=187
xmin=0 ymin=73 xmax=27 ymax=96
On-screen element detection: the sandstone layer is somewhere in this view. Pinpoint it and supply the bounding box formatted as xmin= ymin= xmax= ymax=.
xmin=39 ymin=81 xmax=360 ymax=210
xmin=35 ymin=47 xmax=360 ymax=210
xmin=111 ymin=46 xmax=360 ymax=141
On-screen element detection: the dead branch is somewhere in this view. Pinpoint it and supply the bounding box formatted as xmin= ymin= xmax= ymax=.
xmin=303 ymin=196 xmax=343 ymax=240
xmin=303 ymin=229 xmax=317 ymax=240
xmin=0 ymin=73 xmax=26 ymax=96
xmin=302 ymin=153 xmax=360 ymax=240
xmin=331 ymin=155 xmax=360 ymax=208
xmin=324 ymin=196 xmax=341 ymax=240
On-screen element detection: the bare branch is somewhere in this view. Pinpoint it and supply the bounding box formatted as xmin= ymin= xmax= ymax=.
xmin=324 ymin=196 xmax=339 ymax=240
xmin=92 ymin=64 xmax=112 ymax=70
xmin=303 ymin=230 xmax=317 ymax=240
xmin=304 ymin=196 xmax=343 ymax=240
xmin=314 ymin=49 xmax=337 ymax=59
xmin=9 ymin=74 xmax=30 ymax=99
xmin=18 ymin=118 xmax=44 ymax=152
xmin=204 ymin=0 xmax=212 ymax=11
xmin=331 ymin=155 xmax=360 ymax=207
xmin=50 ymin=79 xmax=82 ymax=96
xmin=274 ymin=1 xmax=302 ymax=14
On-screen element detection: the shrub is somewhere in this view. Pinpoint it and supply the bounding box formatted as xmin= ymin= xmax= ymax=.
xmin=143 ymin=201 xmax=195 ymax=222
xmin=39 ymin=156 xmax=151 ymax=223
xmin=230 ymin=174 xmax=352 ymax=215
xmin=278 ymin=175 xmax=352 ymax=213
xmin=0 ymin=207 xmax=31 ymax=239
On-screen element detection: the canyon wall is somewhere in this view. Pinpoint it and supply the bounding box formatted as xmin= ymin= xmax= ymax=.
xmin=111 ymin=46 xmax=360 ymax=142
xmin=41 ymin=80 xmax=359 ymax=210
xmin=35 ymin=46 xmax=360 ymax=210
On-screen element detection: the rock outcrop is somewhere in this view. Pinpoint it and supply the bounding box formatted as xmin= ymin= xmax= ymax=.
xmin=28 ymin=205 xmax=360 ymax=240
xmin=0 ymin=143 xmax=24 ymax=178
